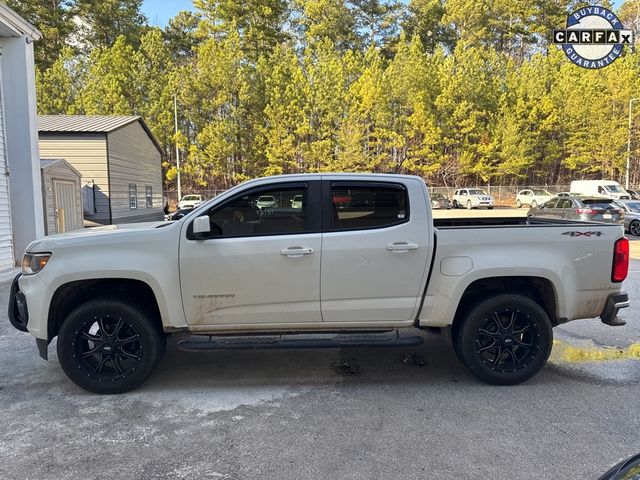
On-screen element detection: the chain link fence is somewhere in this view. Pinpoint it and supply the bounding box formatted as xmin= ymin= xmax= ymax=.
xmin=166 ymin=184 xmax=637 ymax=211
xmin=165 ymin=190 xmax=226 ymax=211
xmin=427 ymin=185 xmax=572 ymax=206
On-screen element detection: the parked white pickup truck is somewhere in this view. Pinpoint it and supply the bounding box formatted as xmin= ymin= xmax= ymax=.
xmin=9 ymin=174 xmax=630 ymax=393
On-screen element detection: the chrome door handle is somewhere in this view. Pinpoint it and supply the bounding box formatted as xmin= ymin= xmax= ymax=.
xmin=281 ymin=247 xmax=314 ymax=257
xmin=386 ymin=242 xmax=419 ymax=253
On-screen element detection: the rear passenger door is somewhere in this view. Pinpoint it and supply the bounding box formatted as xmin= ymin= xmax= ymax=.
xmin=538 ymin=198 xmax=558 ymax=218
xmin=556 ymin=198 xmax=574 ymax=219
xmin=320 ymin=179 xmax=431 ymax=323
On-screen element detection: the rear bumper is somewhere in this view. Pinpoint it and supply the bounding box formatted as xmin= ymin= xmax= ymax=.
xmin=600 ymin=292 xmax=629 ymax=325
xmin=8 ymin=273 xmax=29 ymax=332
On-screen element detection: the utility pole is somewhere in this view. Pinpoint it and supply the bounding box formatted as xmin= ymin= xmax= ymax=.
xmin=174 ymin=94 xmax=182 ymax=202
xmin=626 ymin=98 xmax=640 ymax=190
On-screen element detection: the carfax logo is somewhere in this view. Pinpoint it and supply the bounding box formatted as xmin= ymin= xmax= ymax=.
xmin=553 ymin=6 xmax=633 ymax=69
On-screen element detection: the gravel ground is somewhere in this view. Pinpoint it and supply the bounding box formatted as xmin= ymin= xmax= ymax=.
xmin=1 ymin=261 xmax=639 ymax=479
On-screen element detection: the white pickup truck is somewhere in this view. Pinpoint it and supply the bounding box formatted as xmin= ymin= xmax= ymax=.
xmin=9 ymin=174 xmax=630 ymax=393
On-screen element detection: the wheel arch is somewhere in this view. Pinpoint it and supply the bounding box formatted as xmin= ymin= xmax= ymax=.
xmin=451 ymin=276 xmax=559 ymax=336
xmin=48 ymin=278 xmax=164 ymax=340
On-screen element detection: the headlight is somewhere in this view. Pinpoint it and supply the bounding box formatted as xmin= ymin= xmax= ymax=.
xmin=22 ymin=253 xmax=51 ymax=275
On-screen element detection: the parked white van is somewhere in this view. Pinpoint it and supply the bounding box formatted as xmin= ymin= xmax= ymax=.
xmin=569 ymin=180 xmax=631 ymax=200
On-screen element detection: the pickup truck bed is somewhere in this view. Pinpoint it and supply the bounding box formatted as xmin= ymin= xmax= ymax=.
xmin=434 ymin=216 xmax=597 ymax=227
xmin=8 ymin=174 xmax=630 ymax=393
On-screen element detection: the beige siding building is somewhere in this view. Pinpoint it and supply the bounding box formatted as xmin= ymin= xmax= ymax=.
xmin=40 ymin=158 xmax=83 ymax=235
xmin=38 ymin=116 xmax=164 ymax=225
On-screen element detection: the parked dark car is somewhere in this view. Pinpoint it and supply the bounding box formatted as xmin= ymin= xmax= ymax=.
xmin=528 ymin=196 xmax=624 ymax=224
xmin=614 ymin=199 xmax=640 ymax=236
xmin=170 ymin=207 xmax=194 ymax=220
xmin=431 ymin=193 xmax=452 ymax=209
xmin=625 ymin=189 xmax=640 ymax=200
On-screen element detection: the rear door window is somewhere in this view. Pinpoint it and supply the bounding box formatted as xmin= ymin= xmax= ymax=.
xmin=328 ymin=183 xmax=408 ymax=231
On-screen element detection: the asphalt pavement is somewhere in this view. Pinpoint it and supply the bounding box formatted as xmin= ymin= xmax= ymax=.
xmin=0 ymin=262 xmax=639 ymax=479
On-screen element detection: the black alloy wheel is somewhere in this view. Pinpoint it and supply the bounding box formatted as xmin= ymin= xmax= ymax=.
xmin=453 ymin=294 xmax=552 ymax=385
xmin=57 ymin=297 xmax=165 ymax=394
xmin=630 ymin=220 xmax=640 ymax=237
xmin=474 ymin=309 xmax=539 ymax=374
xmin=73 ymin=316 xmax=143 ymax=381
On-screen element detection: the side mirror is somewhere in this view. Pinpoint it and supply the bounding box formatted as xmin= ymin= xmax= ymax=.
xmin=192 ymin=215 xmax=211 ymax=239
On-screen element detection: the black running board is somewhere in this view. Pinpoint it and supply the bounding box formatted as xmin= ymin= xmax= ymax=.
xmin=177 ymin=332 xmax=424 ymax=352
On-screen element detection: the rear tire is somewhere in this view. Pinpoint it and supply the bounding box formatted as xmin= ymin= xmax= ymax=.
xmin=453 ymin=200 xmax=458 ymax=209
xmin=57 ymin=297 xmax=166 ymax=394
xmin=516 ymin=199 xmax=522 ymax=208
xmin=453 ymin=294 xmax=552 ymax=385
xmin=531 ymin=200 xmax=537 ymax=208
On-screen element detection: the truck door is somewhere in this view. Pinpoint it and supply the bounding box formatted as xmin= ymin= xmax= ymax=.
xmin=320 ymin=179 xmax=431 ymax=323
xmin=179 ymin=180 xmax=322 ymax=325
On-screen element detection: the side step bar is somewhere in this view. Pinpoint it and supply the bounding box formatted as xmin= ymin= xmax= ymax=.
xmin=177 ymin=331 xmax=424 ymax=352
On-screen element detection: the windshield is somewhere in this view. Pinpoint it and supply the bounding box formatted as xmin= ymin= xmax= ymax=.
xmin=532 ymin=189 xmax=551 ymax=195
xmin=625 ymin=202 xmax=640 ymax=213
xmin=605 ymin=185 xmax=624 ymax=193
xmin=468 ymin=189 xmax=488 ymax=195
xmin=183 ymin=195 xmax=200 ymax=200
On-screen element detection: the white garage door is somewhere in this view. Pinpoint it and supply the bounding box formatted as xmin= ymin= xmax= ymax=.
xmin=0 ymin=60 xmax=15 ymax=272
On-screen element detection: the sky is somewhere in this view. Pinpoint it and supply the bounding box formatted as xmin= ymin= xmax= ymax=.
xmin=142 ymin=0 xmax=626 ymax=28
xmin=142 ymin=0 xmax=195 ymax=27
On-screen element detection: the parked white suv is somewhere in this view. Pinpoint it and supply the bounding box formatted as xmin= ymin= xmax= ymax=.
xmin=516 ymin=189 xmax=553 ymax=208
xmin=452 ymin=188 xmax=494 ymax=209
xmin=178 ymin=194 xmax=204 ymax=210
xmin=256 ymin=195 xmax=277 ymax=209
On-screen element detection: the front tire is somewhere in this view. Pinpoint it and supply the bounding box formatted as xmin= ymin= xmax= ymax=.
xmin=453 ymin=294 xmax=552 ymax=385
xmin=531 ymin=200 xmax=537 ymax=209
xmin=630 ymin=220 xmax=640 ymax=237
xmin=516 ymin=199 xmax=522 ymax=208
xmin=57 ymin=297 xmax=166 ymax=394
xmin=466 ymin=200 xmax=472 ymax=210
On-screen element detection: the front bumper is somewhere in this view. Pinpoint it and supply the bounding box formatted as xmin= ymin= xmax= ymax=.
xmin=8 ymin=274 xmax=29 ymax=332
xmin=8 ymin=273 xmax=49 ymax=359
xmin=600 ymin=292 xmax=629 ymax=326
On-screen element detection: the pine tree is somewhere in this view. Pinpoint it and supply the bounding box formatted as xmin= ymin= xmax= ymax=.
xmin=73 ymin=0 xmax=147 ymax=52
xmin=36 ymin=47 xmax=82 ymax=114
xmin=6 ymin=0 xmax=75 ymax=71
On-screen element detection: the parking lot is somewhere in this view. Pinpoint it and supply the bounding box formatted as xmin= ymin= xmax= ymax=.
xmin=1 ymin=208 xmax=639 ymax=479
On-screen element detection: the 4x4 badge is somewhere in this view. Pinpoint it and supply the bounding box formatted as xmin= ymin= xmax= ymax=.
xmin=562 ymin=231 xmax=603 ymax=237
